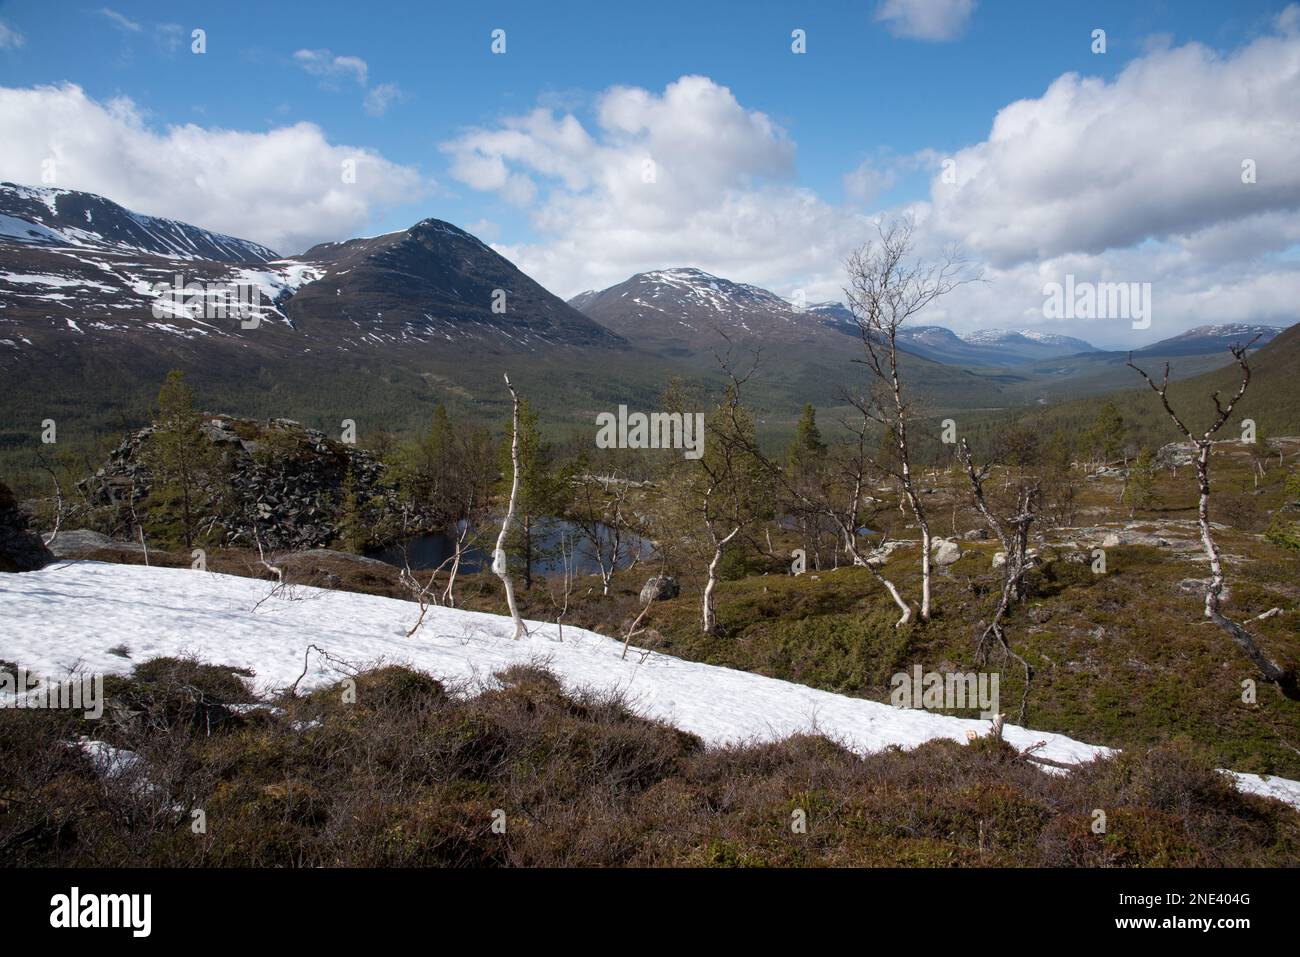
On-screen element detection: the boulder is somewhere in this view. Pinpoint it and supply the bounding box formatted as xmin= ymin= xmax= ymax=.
xmin=1156 ymin=441 xmax=1198 ymax=469
xmin=0 ymin=482 xmax=54 ymax=572
xmin=47 ymin=528 xmax=144 ymax=559
xmin=639 ymin=576 xmax=680 ymax=605
xmin=993 ymin=548 xmax=1039 ymax=570
xmin=931 ymin=539 xmax=962 ymax=566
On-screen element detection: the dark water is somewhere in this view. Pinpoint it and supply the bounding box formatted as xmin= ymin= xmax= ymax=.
xmin=371 ymin=517 xmax=654 ymax=575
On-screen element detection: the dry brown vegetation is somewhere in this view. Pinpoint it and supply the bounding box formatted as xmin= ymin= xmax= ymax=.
xmin=3 ymin=657 xmax=1297 ymax=867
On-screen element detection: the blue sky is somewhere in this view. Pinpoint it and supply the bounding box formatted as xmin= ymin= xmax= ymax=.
xmin=1 ymin=0 xmax=1298 ymax=344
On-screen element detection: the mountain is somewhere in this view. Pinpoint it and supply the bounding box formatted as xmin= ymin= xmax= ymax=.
xmin=958 ymin=328 xmax=1097 ymax=361
xmin=0 ymin=183 xmax=644 ymax=493
xmin=797 ymin=299 xmax=1100 ymax=366
xmin=0 ymin=182 xmax=278 ymax=263
xmin=975 ymin=321 xmax=1300 ymax=447
xmin=566 ymin=267 xmax=840 ymax=358
xmin=0 ymin=183 xmax=620 ymax=354
xmin=566 ymin=267 xmax=1018 ymax=412
xmin=1134 ymin=323 xmax=1284 ymax=357
xmin=283 ymin=219 xmax=620 ymax=349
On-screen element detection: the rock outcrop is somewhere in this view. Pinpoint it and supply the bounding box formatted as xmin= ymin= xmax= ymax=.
xmin=78 ymin=415 xmax=429 ymax=550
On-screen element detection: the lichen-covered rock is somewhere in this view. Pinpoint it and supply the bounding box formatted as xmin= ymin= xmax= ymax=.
xmin=639 ymin=576 xmax=680 ymax=605
xmin=931 ymin=538 xmax=962 ymax=567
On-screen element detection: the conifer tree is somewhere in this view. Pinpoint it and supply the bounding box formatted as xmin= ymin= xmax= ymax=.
xmin=146 ymin=370 xmax=217 ymax=549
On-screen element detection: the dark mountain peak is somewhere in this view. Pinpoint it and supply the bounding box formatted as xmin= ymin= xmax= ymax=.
xmin=282 ymin=215 xmax=623 ymax=349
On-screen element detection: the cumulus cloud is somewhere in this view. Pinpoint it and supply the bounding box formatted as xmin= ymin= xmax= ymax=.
xmin=924 ymin=33 xmax=1300 ymax=269
xmin=0 ymin=83 xmax=426 ymax=254
xmin=1279 ymin=3 xmax=1300 ymax=35
xmin=441 ymin=25 xmax=1300 ymax=347
xmin=844 ymin=159 xmax=899 ymax=205
xmin=0 ymin=20 xmax=25 ymax=50
xmin=876 ymin=0 xmax=976 ymax=42
xmin=906 ymin=23 xmax=1300 ymax=344
xmin=441 ymin=75 xmax=864 ymax=298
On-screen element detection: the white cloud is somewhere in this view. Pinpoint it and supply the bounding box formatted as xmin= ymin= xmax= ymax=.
xmin=294 ymin=49 xmax=403 ymax=117
xmin=924 ymin=33 xmax=1300 ymax=269
xmin=440 ymin=29 xmax=1300 ymax=348
xmin=441 ymin=75 xmax=861 ymax=299
xmin=363 ymin=82 xmax=403 ymax=117
xmin=876 ymin=0 xmax=975 ymax=42
xmin=0 ymin=20 xmax=25 ymax=50
xmin=1279 ymin=3 xmax=1300 ymax=36
xmin=293 ymin=48 xmax=369 ymax=87
xmin=844 ymin=160 xmax=898 ymax=205
xmin=0 ymin=83 xmax=426 ymax=255
xmin=99 ymin=7 xmax=141 ymax=33
xmin=154 ymin=23 xmax=185 ymax=55
xmin=900 ymin=24 xmax=1300 ymax=344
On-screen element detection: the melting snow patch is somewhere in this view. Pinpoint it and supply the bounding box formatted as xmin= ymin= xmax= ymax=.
xmin=2 ymin=561 xmax=1297 ymax=812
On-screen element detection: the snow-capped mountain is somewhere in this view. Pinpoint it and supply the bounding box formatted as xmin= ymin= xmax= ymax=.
xmin=0 ymin=182 xmax=278 ymax=263
xmin=962 ymin=327 xmax=1096 ymax=352
xmin=789 ymin=302 xmax=1100 ymax=366
xmin=566 ymin=269 xmax=1023 ymax=410
xmin=567 ymin=270 xmax=1108 ymax=370
xmin=0 ymin=182 xmax=621 ymax=365
xmin=568 ymin=267 xmax=814 ymax=344
xmin=282 ymin=218 xmax=620 ymax=349
xmin=1136 ymin=323 xmax=1285 ymax=357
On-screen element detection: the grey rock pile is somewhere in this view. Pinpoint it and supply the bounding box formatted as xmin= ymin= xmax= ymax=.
xmin=78 ymin=415 xmax=422 ymax=550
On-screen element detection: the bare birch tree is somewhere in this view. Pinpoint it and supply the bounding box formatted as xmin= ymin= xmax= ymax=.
xmin=843 ymin=215 xmax=981 ymax=623
xmin=569 ymin=472 xmax=634 ymax=596
xmin=693 ymin=379 xmax=766 ymax=637
xmin=955 ymin=438 xmax=1038 ymax=722
xmin=494 ymin=373 xmax=527 ymax=640
xmin=1128 ymin=341 xmax=1297 ymax=699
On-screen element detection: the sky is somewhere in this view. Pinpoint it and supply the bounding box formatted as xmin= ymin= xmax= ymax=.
xmin=0 ymin=0 xmax=1298 ymax=347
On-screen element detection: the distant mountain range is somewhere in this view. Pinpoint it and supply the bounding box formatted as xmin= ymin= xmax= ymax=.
xmin=0 ymin=183 xmax=636 ymax=478
xmin=0 ymin=182 xmax=1292 ymax=482
xmin=569 ymin=267 xmax=1284 ymax=368
xmin=0 ymin=182 xmax=619 ymax=357
xmin=800 ymin=301 xmax=1098 ymax=364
